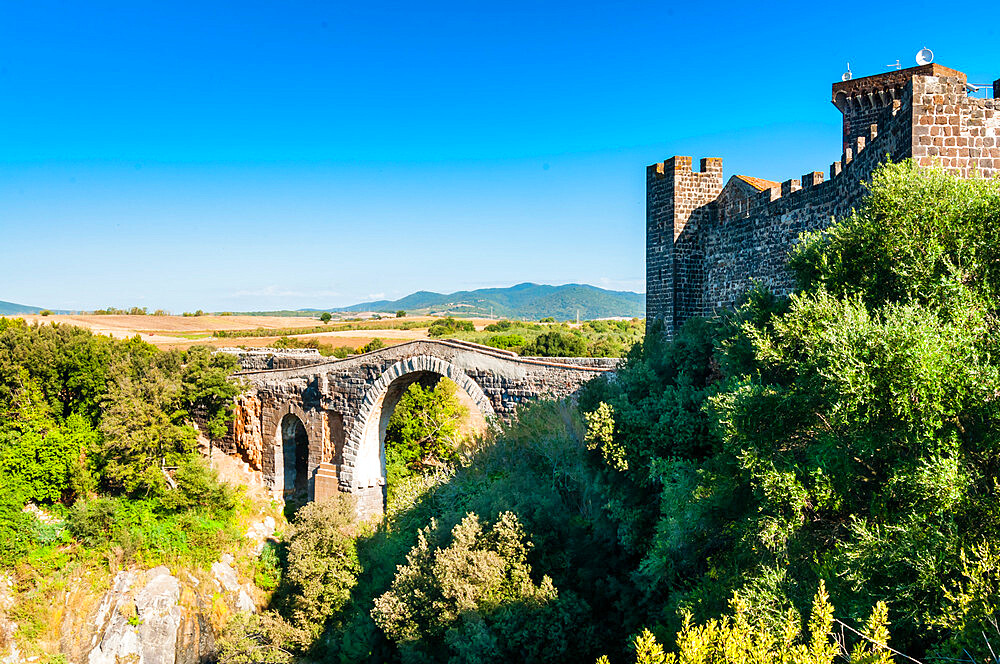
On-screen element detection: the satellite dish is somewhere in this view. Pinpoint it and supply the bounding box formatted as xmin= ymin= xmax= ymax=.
xmin=916 ymin=47 xmax=934 ymax=65
xmin=842 ymin=63 xmax=852 ymax=82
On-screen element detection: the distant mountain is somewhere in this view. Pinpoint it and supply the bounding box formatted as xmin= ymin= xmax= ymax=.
xmin=315 ymin=283 xmax=644 ymax=320
xmin=0 ymin=300 xmax=69 ymax=315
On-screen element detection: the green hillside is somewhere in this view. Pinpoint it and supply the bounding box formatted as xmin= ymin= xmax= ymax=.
xmin=0 ymin=300 xmax=67 ymax=315
xmin=324 ymin=282 xmax=644 ymax=320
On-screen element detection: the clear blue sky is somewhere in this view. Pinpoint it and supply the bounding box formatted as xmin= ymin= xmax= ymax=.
xmin=1 ymin=1 xmax=997 ymax=312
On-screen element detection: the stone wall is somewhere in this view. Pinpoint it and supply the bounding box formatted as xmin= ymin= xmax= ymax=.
xmin=215 ymin=347 xmax=325 ymax=370
xmin=647 ymin=63 xmax=1000 ymax=336
xmin=910 ymin=73 xmax=1000 ymax=177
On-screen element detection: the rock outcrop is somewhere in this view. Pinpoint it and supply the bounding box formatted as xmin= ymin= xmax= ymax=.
xmin=72 ymin=555 xmax=261 ymax=664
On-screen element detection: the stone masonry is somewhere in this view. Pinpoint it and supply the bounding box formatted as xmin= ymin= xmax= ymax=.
xmin=647 ymin=63 xmax=1000 ymax=336
xmin=212 ymin=339 xmax=616 ymax=519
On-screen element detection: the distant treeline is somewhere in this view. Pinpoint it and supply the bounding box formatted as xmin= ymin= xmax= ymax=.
xmin=90 ymin=307 xmax=211 ymax=317
xmin=92 ymin=306 xmax=170 ymax=316
xmin=211 ymin=319 xmax=431 ymax=338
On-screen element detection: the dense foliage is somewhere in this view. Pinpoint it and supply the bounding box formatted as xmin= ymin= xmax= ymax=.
xmin=427 ymin=317 xmax=476 ymax=337
xmin=0 ymin=320 xmax=243 ymax=567
xmin=220 ymin=162 xmax=1000 ymax=663
xmin=440 ymin=318 xmax=644 ymax=357
xmin=7 ymin=162 xmax=1000 ymax=664
xmin=383 ymin=378 xmax=468 ymax=504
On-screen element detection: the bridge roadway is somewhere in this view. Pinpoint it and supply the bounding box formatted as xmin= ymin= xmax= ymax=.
xmin=211 ymin=339 xmax=616 ymax=518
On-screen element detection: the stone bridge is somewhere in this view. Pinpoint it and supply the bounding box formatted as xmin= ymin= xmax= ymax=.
xmin=212 ymin=339 xmax=616 ymax=518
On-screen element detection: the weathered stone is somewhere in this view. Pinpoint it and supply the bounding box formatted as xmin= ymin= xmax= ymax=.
xmin=648 ymin=63 xmax=1000 ymax=337
xmin=133 ymin=568 xmax=181 ymax=664
xmin=86 ymin=567 xmax=181 ymax=664
xmin=213 ymin=340 xmax=617 ymax=519
xmin=212 ymin=559 xmax=240 ymax=594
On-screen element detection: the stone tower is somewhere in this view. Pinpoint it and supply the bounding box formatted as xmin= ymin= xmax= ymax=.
xmin=646 ymin=63 xmax=1000 ymax=337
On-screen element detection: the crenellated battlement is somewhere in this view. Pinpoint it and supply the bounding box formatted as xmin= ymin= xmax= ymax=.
xmin=647 ymin=62 xmax=1000 ymax=336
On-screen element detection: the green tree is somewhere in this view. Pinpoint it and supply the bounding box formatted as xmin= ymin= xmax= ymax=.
xmin=428 ymin=317 xmax=475 ymax=337
xmin=279 ymin=494 xmax=361 ymax=634
xmin=521 ymin=330 xmax=587 ymax=357
xmin=372 ymin=511 xmax=584 ymax=663
xmin=396 ymin=310 xmax=406 ymax=318
xmin=384 ymin=379 xmax=468 ymax=493
xmin=177 ymin=345 xmax=241 ymax=443
xmin=320 ymin=312 xmax=332 ymax=324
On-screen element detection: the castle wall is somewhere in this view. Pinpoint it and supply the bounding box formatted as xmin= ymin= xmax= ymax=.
xmin=910 ymin=74 xmax=1000 ymax=178
xmin=700 ymin=87 xmax=913 ymax=313
xmin=646 ymin=65 xmax=999 ymax=336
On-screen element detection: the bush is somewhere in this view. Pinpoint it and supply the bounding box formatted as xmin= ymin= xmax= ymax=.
xmin=485 ymin=319 xmax=514 ymax=332
xmin=160 ymin=457 xmax=237 ymax=514
xmin=217 ymin=611 xmax=307 ymax=664
xmin=384 ymin=379 xmax=468 ymax=503
xmin=396 ymin=310 xmax=406 ymax=318
xmin=428 ymin=317 xmax=475 ymax=337
xmin=599 ymin=583 xmax=891 ymax=664
xmin=67 ymin=496 xmax=125 ymax=547
xmin=359 ymin=338 xmax=384 ymax=354
xmin=483 ymin=333 xmax=525 ymax=351
xmin=0 ymin=493 xmax=37 ymax=567
xmin=521 ymin=330 xmax=587 ymax=357
xmin=789 ymin=161 xmax=1000 ymax=311
xmin=372 ymin=511 xmax=587 ymax=662
xmin=279 ymin=494 xmax=361 ymax=634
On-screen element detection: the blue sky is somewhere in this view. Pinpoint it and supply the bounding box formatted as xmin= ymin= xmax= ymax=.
xmin=1 ymin=1 xmax=997 ymax=312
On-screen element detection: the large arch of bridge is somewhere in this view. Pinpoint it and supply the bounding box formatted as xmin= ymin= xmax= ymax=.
xmin=340 ymin=355 xmax=496 ymax=492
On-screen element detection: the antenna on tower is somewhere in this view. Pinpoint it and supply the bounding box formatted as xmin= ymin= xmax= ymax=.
xmin=842 ymin=62 xmax=852 ymax=82
xmin=916 ymin=47 xmax=934 ymax=65
xmin=886 ymin=59 xmax=901 ymax=70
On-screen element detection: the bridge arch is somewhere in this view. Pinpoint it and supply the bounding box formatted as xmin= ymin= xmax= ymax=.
xmin=271 ymin=401 xmax=314 ymax=504
xmin=340 ymin=355 xmax=496 ymax=498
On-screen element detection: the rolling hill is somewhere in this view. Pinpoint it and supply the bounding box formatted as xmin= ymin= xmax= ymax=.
xmin=319 ymin=283 xmax=644 ymax=320
xmin=0 ymin=300 xmax=69 ymax=315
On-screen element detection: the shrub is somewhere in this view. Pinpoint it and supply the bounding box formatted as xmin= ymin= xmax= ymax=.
xmin=483 ymin=333 xmax=525 ymax=351
xmin=521 ymin=330 xmax=587 ymax=357
xmin=484 ymin=319 xmax=514 ymax=332
xmin=67 ymin=496 xmax=125 ymax=547
xmin=384 ymin=379 xmax=468 ymax=501
xmin=372 ymin=511 xmax=585 ymax=662
xmin=428 ymin=317 xmax=475 ymax=337
xmin=359 ymin=338 xmax=384 ymax=354
xmin=160 ymin=457 xmax=237 ymax=514
xmin=789 ymin=161 xmax=1000 ymax=311
xmin=598 ymin=583 xmax=891 ymax=664
xmin=0 ymin=492 xmax=37 ymax=567
xmin=217 ymin=611 xmax=308 ymax=664
xmin=279 ymin=494 xmax=360 ymax=634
